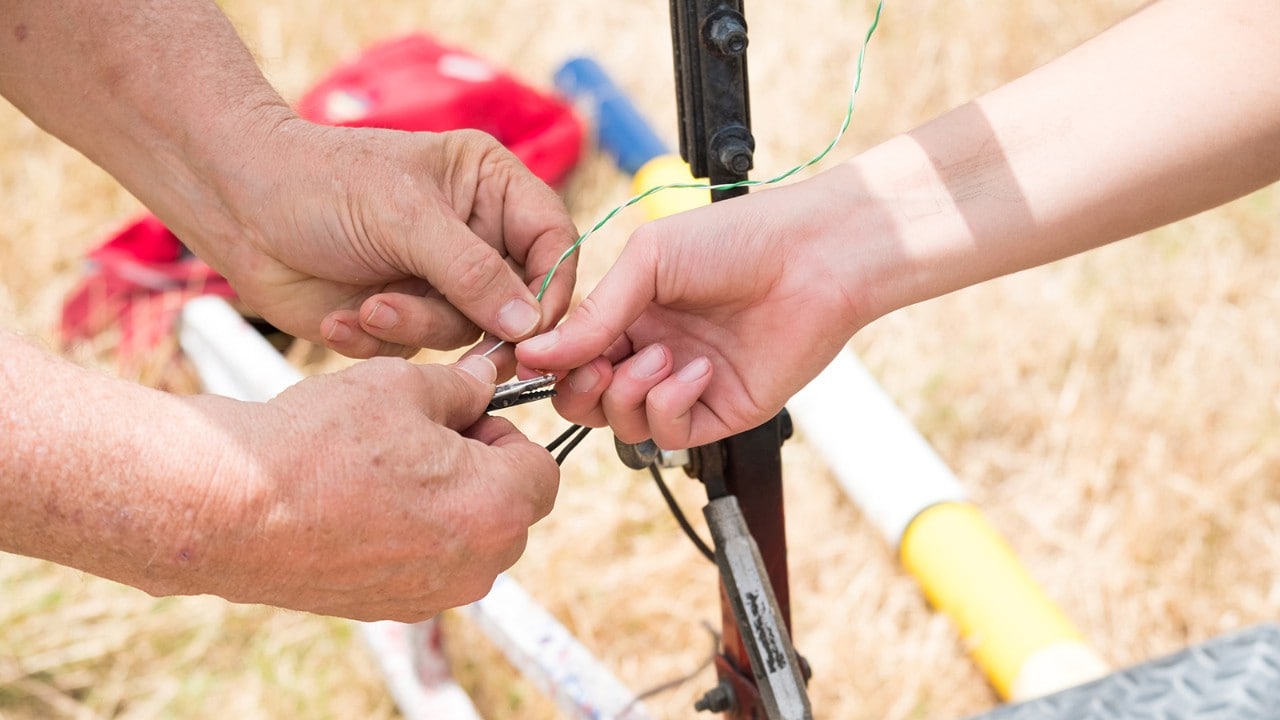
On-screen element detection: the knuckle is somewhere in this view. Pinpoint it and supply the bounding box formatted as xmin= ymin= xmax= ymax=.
xmin=478 ymin=485 xmax=542 ymax=541
xmin=362 ymin=356 xmax=428 ymax=391
xmin=364 ymin=354 xmax=412 ymax=376
xmin=485 ymin=524 xmax=530 ymax=570
xmin=646 ymin=399 xmax=690 ymax=451
xmin=573 ymin=295 xmax=620 ymax=340
xmin=611 ymin=422 xmax=651 ymax=446
xmin=628 ymin=221 xmax=661 ymax=248
xmin=523 ymin=457 xmax=561 ymax=522
xmin=443 ymin=242 xmax=509 ymax=304
xmin=450 ymin=127 xmax=498 ymax=148
xmin=532 ymin=476 xmax=560 ymax=521
xmin=485 ymin=495 xmax=535 ymax=537
xmin=627 ymin=223 xmax=666 ymax=266
xmin=447 ymin=543 xmax=514 ymax=607
xmin=329 ymin=332 xmax=379 ymax=359
xmin=443 ymin=129 xmax=507 ymax=174
xmin=455 ymin=573 xmax=500 ymax=607
xmin=550 ymin=394 xmax=600 ymax=426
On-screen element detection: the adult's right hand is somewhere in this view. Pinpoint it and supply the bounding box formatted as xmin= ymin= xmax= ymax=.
xmin=211 ymin=124 xmax=580 ymax=362
xmin=175 ymin=355 xmax=558 ymax=621
xmin=0 ymin=1 xmax=580 ymax=362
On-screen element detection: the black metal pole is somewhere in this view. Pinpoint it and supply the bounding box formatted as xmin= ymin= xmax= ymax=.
xmin=668 ymin=1 xmax=802 ymax=716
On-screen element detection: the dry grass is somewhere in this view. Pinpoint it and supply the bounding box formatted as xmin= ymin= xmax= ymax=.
xmin=4 ymin=1 xmax=1280 ymax=718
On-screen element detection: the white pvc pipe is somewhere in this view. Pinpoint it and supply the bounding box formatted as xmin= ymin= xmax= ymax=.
xmin=360 ymin=621 xmax=483 ymax=720
xmin=176 ymin=296 xmax=305 ymax=401
xmin=465 ymin=574 xmax=654 ymax=720
xmin=787 ymin=348 xmax=967 ymax=547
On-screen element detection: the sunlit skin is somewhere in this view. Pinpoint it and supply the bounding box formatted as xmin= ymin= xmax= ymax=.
xmin=0 ymin=0 xmax=578 ymax=621
xmin=518 ymin=0 xmax=1280 ymax=449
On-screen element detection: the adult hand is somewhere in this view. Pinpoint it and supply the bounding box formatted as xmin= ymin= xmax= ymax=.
xmin=207 ymin=123 xmax=579 ymax=360
xmin=515 ymin=172 xmax=866 ymax=449
xmin=0 ymin=0 xmax=579 ymax=362
xmin=177 ymin=355 xmax=558 ymax=621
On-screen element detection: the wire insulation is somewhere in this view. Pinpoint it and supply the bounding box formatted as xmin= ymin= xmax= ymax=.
xmin=553 ymin=425 xmax=594 ymax=465
xmin=545 ymin=423 xmax=585 ymax=453
xmin=649 ymin=464 xmax=715 ymax=563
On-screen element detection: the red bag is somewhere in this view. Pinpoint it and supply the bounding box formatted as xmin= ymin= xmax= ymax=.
xmin=59 ymin=215 xmax=237 ymax=363
xmin=61 ymin=34 xmax=583 ymax=361
xmin=298 ymin=34 xmax=582 ymax=187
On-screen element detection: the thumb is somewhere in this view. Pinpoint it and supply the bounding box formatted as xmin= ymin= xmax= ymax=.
xmin=418 ymin=355 xmax=498 ymax=430
xmin=403 ymin=217 xmax=545 ymax=343
xmin=516 ymin=238 xmax=657 ymax=371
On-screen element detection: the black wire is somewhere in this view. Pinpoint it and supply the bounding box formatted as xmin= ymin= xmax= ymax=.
xmin=553 ymin=425 xmax=593 ymax=465
xmin=545 ymin=423 xmax=583 ymax=453
xmin=649 ymin=464 xmax=715 ymax=563
xmin=547 ymin=425 xmax=714 ymax=561
xmin=618 ymin=620 xmax=720 ymax=713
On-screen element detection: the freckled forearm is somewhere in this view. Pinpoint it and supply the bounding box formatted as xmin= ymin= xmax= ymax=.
xmin=0 ymin=330 xmax=251 ymax=596
xmin=0 ymin=0 xmax=295 ymax=265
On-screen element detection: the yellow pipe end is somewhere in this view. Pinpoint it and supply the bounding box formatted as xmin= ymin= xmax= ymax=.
xmin=900 ymin=502 xmax=1107 ymax=699
xmin=632 ymin=154 xmax=708 ymax=220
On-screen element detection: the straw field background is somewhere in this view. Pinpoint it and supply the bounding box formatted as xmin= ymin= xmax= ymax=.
xmin=4 ymin=1 xmax=1279 ymax=718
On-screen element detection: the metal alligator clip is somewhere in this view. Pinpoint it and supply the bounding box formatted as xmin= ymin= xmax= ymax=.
xmin=486 ymin=373 xmax=558 ymax=412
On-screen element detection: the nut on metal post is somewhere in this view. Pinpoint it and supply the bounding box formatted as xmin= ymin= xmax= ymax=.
xmin=704 ymin=10 xmax=749 ymax=57
xmin=710 ymin=126 xmax=755 ymax=176
xmin=614 ymin=436 xmax=692 ymax=471
xmin=695 ymin=680 xmax=736 ymax=714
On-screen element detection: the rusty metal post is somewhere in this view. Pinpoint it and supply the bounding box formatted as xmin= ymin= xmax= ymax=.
xmin=668 ymin=2 xmax=807 ymax=716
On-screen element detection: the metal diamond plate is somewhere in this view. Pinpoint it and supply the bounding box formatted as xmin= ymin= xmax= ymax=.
xmin=969 ymin=624 xmax=1280 ymax=720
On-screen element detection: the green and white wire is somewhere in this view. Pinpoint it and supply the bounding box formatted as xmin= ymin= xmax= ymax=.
xmin=483 ymin=0 xmax=884 ymax=359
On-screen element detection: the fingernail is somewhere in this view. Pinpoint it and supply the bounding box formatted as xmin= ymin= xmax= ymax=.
xmin=325 ymin=320 xmax=352 ymax=344
xmin=521 ymin=328 xmax=559 ymax=353
xmin=456 ymin=355 xmax=497 ymax=385
xmin=630 ymin=345 xmax=667 ymax=379
xmin=675 ymin=357 xmax=711 ymax=383
xmin=567 ymin=364 xmax=600 ymax=393
xmin=498 ymin=298 xmax=541 ymax=339
xmin=364 ymin=301 xmax=399 ymax=330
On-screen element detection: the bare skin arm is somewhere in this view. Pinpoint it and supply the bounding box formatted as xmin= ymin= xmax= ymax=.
xmin=1 ymin=330 xmax=558 ymax=621
xmin=0 ymin=0 xmax=572 ymax=620
xmin=517 ymin=0 xmax=1280 ymax=448
xmin=856 ymin=0 xmax=1280 ymax=321
xmin=0 ymin=0 xmax=578 ymax=358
